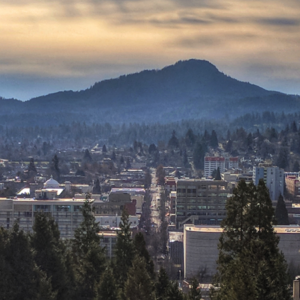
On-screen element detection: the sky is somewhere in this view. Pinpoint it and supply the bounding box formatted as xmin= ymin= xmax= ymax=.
xmin=0 ymin=0 xmax=300 ymax=101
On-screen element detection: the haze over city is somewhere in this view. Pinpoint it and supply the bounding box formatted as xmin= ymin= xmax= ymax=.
xmin=1 ymin=0 xmax=300 ymax=100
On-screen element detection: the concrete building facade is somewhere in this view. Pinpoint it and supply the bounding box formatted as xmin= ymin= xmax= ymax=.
xmin=176 ymin=179 xmax=229 ymax=229
xmin=0 ymin=197 xmax=85 ymax=238
xmin=253 ymin=165 xmax=284 ymax=200
xmin=204 ymin=157 xmax=225 ymax=178
xmin=184 ymin=225 xmax=300 ymax=280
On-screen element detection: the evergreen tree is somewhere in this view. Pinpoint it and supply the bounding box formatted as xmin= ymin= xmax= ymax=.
xmin=102 ymin=145 xmax=107 ymax=153
xmin=168 ymin=131 xmax=179 ymax=148
xmin=31 ymin=212 xmax=69 ymax=300
xmin=144 ymin=170 xmax=152 ymax=189
xmin=50 ymin=154 xmax=60 ymax=182
xmin=212 ymin=180 xmax=291 ymax=300
xmin=185 ymin=129 xmax=196 ymax=147
xmin=214 ymin=167 xmax=221 ymax=180
xmin=155 ymin=267 xmax=171 ymax=300
xmin=275 ymin=194 xmax=289 ymax=225
xmin=293 ymin=161 xmax=300 ymax=172
xmin=72 ymin=195 xmax=106 ymax=299
xmin=111 ymin=151 xmax=116 ymax=161
xmin=134 ymin=232 xmax=155 ymax=279
xmin=187 ymin=277 xmax=202 ymax=300
xmin=166 ymin=281 xmax=184 ymax=300
xmin=123 ymin=256 xmax=155 ymax=300
xmin=276 ymin=147 xmax=289 ymax=170
xmin=193 ymin=141 xmax=206 ymax=169
xmin=0 ymin=224 xmax=55 ymax=300
xmin=114 ymin=208 xmax=136 ymax=288
xmin=83 ymin=149 xmax=93 ymax=163
xmin=210 ymin=130 xmax=218 ymax=148
xmin=93 ymin=178 xmax=101 ymax=194
xmin=95 ymin=267 xmax=118 ymax=300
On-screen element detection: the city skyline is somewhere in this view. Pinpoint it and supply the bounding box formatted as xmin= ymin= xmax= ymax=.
xmin=1 ymin=0 xmax=300 ymax=100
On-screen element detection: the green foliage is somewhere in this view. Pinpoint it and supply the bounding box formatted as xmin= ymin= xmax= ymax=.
xmin=156 ymin=267 xmax=171 ymax=300
xmin=212 ymin=180 xmax=291 ymax=300
xmin=210 ymin=130 xmax=218 ymax=148
xmin=95 ymin=267 xmax=119 ymax=300
xmin=275 ymin=194 xmax=289 ymax=225
xmin=114 ymin=208 xmax=136 ymax=288
xmin=187 ymin=277 xmax=202 ymax=300
xmin=168 ymin=131 xmax=179 ymax=148
xmin=193 ymin=141 xmax=207 ymax=169
xmin=123 ymin=256 xmax=155 ymax=300
xmin=0 ymin=223 xmax=55 ymax=300
xmin=93 ymin=178 xmax=101 ymax=194
xmin=72 ymin=195 xmax=106 ymax=299
xmin=134 ymin=232 xmax=155 ymax=279
xmin=32 ymin=212 xmax=69 ymax=300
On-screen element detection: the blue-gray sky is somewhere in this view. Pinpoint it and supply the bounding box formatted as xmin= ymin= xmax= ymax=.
xmin=1 ymin=0 xmax=300 ymax=100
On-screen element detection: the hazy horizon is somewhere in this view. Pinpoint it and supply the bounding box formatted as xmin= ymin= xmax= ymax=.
xmin=1 ymin=0 xmax=300 ymax=100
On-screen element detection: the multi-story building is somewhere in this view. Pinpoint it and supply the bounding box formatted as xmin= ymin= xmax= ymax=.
xmin=184 ymin=225 xmax=300 ymax=280
xmin=204 ymin=157 xmax=225 ymax=178
xmin=0 ymin=197 xmax=85 ymax=238
xmin=175 ymin=179 xmax=229 ymax=229
xmin=227 ymin=157 xmax=239 ymax=169
xmin=253 ymin=165 xmax=284 ymax=200
xmin=285 ymin=176 xmax=300 ymax=197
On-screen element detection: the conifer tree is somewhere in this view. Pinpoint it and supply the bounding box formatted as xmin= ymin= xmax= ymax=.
xmin=72 ymin=194 xmax=106 ymax=299
xmin=275 ymin=194 xmax=290 ymax=225
xmin=31 ymin=212 xmax=69 ymax=300
xmin=0 ymin=223 xmax=55 ymax=300
xmin=114 ymin=208 xmax=136 ymax=288
xmin=95 ymin=267 xmax=118 ymax=300
xmin=187 ymin=277 xmax=202 ymax=300
xmin=155 ymin=267 xmax=171 ymax=300
xmin=166 ymin=281 xmax=185 ymax=300
xmin=134 ymin=232 xmax=155 ymax=279
xmin=93 ymin=178 xmax=101 ymax=194
xmin=212 ymin=180 xmax=291 ymax=300
xmin=123 ymin=256 xmax=155 ymax=300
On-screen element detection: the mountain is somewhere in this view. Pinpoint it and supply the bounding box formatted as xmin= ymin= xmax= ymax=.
xmin=0 ymin=59 xmax=299 ymax=127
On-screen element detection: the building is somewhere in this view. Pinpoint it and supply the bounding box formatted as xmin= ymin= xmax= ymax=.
xmin=95 ymin=215 xmax=139 ymax=229
xmin=253 ymin=165 xmax=284 ymax=200
xmin=99 ymin=231 xmax=118 ymax=258
xmin=227 ymin=157 xmax=239 ymax=170
xmin=184 ymin=225 xmax=300 ymax=280
xmin=0 ymin=197 xmax=85 ymax=238
xmin=286 ymin=176 xmax=300 ymax=197
xmin=176 ymin=179 xmax=229 ymax=229
xmin=204 ymin=157 xmax=225 ymax=178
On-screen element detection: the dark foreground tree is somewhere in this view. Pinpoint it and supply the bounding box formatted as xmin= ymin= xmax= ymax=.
xmin=187 ymin=277 xmax=202 ymax=300
xmin=32 ymin=213 xmax=69 ymax=300
xmin=72 ymin=194 xmax=106 ymax=299
xmin=114 ymin=208 xmax=136 ymax=288
xmin=0 ymin=224 xmax=55 ymax=300
xmin=211 ymin=180 xmax=291 ymax=300
xmin=275 ymin=194 xmax=289 ymax=225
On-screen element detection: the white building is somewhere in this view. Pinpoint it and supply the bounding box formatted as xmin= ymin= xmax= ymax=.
xmin=253 ymin=165 xmax=284 ymax=200
xmin=184 ymin=225 xmax=300 ymax=280
xmin=204 ymin=157 xmax=225 ymax=178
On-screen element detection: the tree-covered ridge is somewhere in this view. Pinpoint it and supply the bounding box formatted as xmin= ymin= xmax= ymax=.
xmin=1 ymin=60 xmax=299 ymax=126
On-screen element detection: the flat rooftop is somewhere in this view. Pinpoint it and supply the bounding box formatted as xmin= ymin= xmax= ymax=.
xmin=184 ymin=225 xmax=300 ymax=234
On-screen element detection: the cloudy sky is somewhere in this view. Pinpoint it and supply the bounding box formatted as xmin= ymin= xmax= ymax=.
xmin=1 ymin=0 xmax=300 ymax=100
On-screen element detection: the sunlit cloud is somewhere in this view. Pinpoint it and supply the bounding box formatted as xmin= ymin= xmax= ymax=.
xmin=0 ymin=0 xmax=299 ymax=100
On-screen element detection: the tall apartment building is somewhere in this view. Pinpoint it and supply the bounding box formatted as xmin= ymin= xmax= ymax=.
xmin=204 ymin=157 xmax=225 ymax=178
xmin=176 ymin=179 xmax=229 ymax=229
xmin=253 ymin=165 xmax=284 ymax=200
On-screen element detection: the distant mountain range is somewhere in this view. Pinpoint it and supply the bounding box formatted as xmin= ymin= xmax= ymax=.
xmin=1 ymin=59 xmax=299 ymax=127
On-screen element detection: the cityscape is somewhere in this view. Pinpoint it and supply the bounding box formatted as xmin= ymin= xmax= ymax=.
xmin=1 ymin=0 xmax=300 ymax=299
